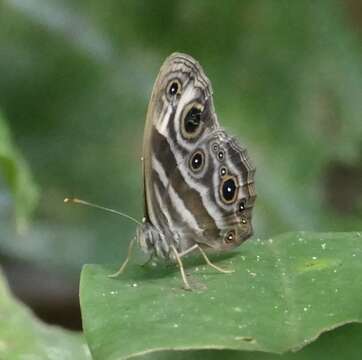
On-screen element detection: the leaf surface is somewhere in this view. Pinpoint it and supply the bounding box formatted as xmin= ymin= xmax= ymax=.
xmin=0 ymin=270 xmax=91 ymax=360
xmin=80 ymin=231 xmax=362 ymax=359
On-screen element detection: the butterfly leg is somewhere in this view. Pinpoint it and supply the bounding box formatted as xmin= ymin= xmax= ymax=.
xmin=171 ymin=245 xmax=192 ymax=291
xmin=108 ymin=237 xmax=136 ymax=278
xmin=179 ymin=244 xmax=199 ymax=257
xmin=196 ymin=245 xmax=234 ymax=274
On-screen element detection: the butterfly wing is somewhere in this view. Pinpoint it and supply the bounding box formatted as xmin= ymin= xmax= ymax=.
xmin=141 ymin=53 xmax=255 ymax=257
xmin=167 ymin=129 xmax=256 ymax=252
xmin=142 ymin=53 xmax=217 ymax=249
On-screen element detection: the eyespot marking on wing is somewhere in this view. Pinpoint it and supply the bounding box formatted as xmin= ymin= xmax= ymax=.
xmin=224 ymin=230 xmax=235 ymax=244
xmin=220 ymin=175 xmax=238 ymax=204
xmin=189 ymin=150 xmax=205 ymax=172
xmin=180 ymin=102 xmax=204 ymax=140
xmin=219 ymin=166 xmax=227 ymax=177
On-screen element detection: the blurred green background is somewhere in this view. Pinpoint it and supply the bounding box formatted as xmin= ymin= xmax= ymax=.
xmin=0 ymin=0 xmax=361 ymax=330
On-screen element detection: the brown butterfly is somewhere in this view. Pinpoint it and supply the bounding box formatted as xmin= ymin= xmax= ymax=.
xmin=66 ymin=53 xmax=256 ymax=290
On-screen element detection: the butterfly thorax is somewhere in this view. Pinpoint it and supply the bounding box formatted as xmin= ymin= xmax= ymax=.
xmin=136 ymin=222 xmax=183 ymax=259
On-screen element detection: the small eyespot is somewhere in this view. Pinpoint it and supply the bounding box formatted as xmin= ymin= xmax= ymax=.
xmin=189 ymin=150 xmax=204 ymax=172
xmin=167 ymin=79 xmax=181 ymax=98
xmin=217 ymin=151 xmax=224 ymax=161
xmin=241 ymin=218 xmax=247 ymax=224
xmin=225 ymin=230 xmax=235 ymax=244
xmin=239 ymin=199 xmax=246 ymax=212
xmin=212 ymin=143 xmax=219 ymax=152
xmin=219 ymin=167 xmax=227 ymax=177
xmin=220 ymin=176 xmax=238 ymax=204
xmin=169 ymin=82 xmax=178 ymax=95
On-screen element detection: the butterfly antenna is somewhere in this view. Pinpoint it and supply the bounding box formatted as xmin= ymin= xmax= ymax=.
xmin=64 ymin=198 xmax=142 ymax=226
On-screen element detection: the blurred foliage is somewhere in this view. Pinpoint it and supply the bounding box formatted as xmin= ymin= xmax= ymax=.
xmin=0 ymin=112 xmax=38 ymax=231
xmin=0 ymin=269 xmax=91 ymax=359
xmin=0 ymin=0 xmax=361 ymax=276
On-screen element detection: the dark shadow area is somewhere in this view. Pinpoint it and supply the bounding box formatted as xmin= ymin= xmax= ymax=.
xmin=1 ymin=254 xmax=82 ymax=330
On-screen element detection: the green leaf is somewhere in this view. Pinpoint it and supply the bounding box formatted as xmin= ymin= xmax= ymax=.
xmin=130 ymin=323 xmax=362 ymax=359
xmin=0 ymin=112 xmax=39 ymax=231
xmin=80 ymin=232 xmax=362 ymax=359
xmin=137 ymin=323 xmax=362 ymax=360
xmin=0 ymin=269 xmax=91 ymax=359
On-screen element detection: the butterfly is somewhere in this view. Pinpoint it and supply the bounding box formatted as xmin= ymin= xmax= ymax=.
xmin=66 ymin=53 xmax=256 ymax=290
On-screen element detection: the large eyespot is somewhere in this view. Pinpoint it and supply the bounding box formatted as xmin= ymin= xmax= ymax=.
xmin=189 ymin=150 xmax=205 ymax=172
xmin=167 ymin=79 xmax=181 ymax=98
xmin=220 ymin=175 xmax=238 ymax=204
xmin=224 ymin=230 xmax=235 ymax=244
xmin=185 ymin=107 xmax=201 ymax=133
xmin=181 ymin=103 xmax=204 ymax=139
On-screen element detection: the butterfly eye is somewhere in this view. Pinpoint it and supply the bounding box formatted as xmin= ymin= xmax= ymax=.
xmin=220 ymin=176 xmax=238 ymax=204
xmin=239 ymin=199 xmax=246 ymax=212
xmin=219 ymin=166 xmax=227 ymax=177
xmin=167 ymin=79 xmax=181 ymax=98
xmin=224 ymin=230 xmax=235 ymax=244
xmin=189 ymin=150 xmax=204 ymax=172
